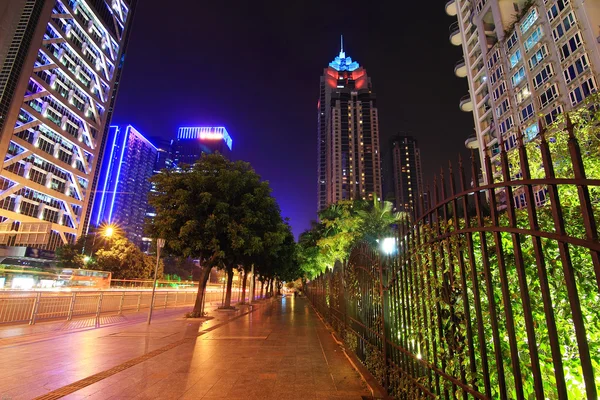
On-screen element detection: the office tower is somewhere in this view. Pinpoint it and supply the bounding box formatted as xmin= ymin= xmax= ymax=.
xmin=170 ymin=127 xmax=233 ymax=167
xmin=140 ymin=138 xmax=171 ymax=252
xmin=447 ymin=0 xmax=600 ymax=184
xmin=317 ymin=38 xmax=382 ymax=211
xmin=92 ymin=125 xmax=156 ymax=248
xmin=391 ymin=136 xmax=424 ymax=216
xmin=0 ymin=0 xmax=137 ymax=250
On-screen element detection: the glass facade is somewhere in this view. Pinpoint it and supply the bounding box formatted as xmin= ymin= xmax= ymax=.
xmin=91 ymin=125 xmax=157 ymax=248
xmin=169 ymin=127 xmax=232 ymax=167
xmin=0 ymin=0 xmax=136 ymax=250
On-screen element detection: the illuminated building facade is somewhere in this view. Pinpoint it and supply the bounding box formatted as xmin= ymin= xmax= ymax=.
xmin=391 ymin=135 xmax=423 ymax=216
xmin=0 ymin=0 xmax=136 ymax=250
xmin=91 ymin=125 xmax=156 ymax=248
xmin=317 ymin=38 xmax=382 ymax=211
xmin=447 ymin=0 xmax=600 ymax=192
xmin=170 ymin=126 xmax=233 ymax=167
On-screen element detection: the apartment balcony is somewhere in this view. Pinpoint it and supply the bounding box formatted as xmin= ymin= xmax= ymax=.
xmin=454 ymin=58 xmax=467 ymax=78
xmin=445 ymin=0 xmax=457 ymax=16
xmin=465 ymin=134 xmax=479 ymax=149
xmin=459 ymin=94 xmax=473 ymax=112
xmin=449 ymin=22 xmax=462 ymax=46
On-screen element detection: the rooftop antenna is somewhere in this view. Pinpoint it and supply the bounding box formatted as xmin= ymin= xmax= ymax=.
xmin=340 ymin=35 xmax=344 ymax=52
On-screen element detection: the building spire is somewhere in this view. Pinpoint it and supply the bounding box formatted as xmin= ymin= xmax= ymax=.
xmin=340 ymin=35 xmax=344 ymax=53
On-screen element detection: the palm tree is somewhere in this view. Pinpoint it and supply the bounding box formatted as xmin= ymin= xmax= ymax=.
xmin=357 ymin=196 xmax=410 ymax=245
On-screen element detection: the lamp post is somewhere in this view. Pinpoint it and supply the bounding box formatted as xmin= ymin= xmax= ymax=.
xmin=147 ymin=238 xmax=165 ymax=324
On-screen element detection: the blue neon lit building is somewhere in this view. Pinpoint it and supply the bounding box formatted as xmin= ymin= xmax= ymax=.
xmin=91 ymin=125 xmax=157 ymax=247
xmin=170 ymin=127 xmax=232 ymax=167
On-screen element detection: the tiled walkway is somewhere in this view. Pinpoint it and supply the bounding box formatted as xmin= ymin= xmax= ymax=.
xmin=0 ymin=297 xmax=371 ymax=399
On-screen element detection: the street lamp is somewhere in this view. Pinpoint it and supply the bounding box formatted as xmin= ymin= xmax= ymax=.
xmin=381 ymin=237 xmax=397 ymax=255
xmin=147 ymin=238 xmax=165 ymax=324
xmin=87 ymin=223 xmax=117 ymax=257
xmin=104 ymin=226 xmax=114 ymax=238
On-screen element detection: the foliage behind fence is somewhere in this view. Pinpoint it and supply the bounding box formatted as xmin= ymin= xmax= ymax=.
xmin=306 ymin=110 xmax=600 ymax=399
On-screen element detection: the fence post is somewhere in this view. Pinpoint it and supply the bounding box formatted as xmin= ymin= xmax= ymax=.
xmin=95 ymin=292 xmax=103 ymax=326
xmin=29 ymin=292 xmax=42 ymax=325
xmin=67 ymin=292 xmax=77 ymax=321
xmin=118 ymin=292 xmax=125 ymax=315
xmin=136 ymin=292 xmax=142 ymax=311
xmin=379 ymin=256 xmax=389 ymax=391
xmin=164 ymin=292 xmax=168 ymax=309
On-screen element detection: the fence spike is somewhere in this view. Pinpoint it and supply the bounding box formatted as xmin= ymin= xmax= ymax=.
xmin=565 ymin=111 xmax=575 ymax=139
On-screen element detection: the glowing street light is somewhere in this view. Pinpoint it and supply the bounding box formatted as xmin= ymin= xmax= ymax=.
xmin=381 ymin=237 xmax=397 ymax=255
xmin=83 ymin=256 xmax=91 ymax=264
xmin=103 ymin=225 xmax=115 ymax=238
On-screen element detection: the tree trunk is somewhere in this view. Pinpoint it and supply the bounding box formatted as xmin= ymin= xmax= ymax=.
xmin=223 ymin=266 xmax=234 ymax=308
xmin=192 ymin=266 xmax=212 ymax=316
xmin=269 ymin=279 xmax=274 ymax=297
xmin=240 ymin=268 xmax=248 ymax=304
xmin=250 ymin=273 xmax=256 ymax=303
xmin=260 ymin=280 xmax=265 ymax=299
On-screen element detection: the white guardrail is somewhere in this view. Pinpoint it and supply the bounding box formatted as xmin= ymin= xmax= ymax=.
xmin=0 ymin=289 xmax=229 ymax=325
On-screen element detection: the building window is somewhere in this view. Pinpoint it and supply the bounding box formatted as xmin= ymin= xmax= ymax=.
xmin=524 ymin=123 xmax=540 ymax=141
xmin=528 ymin=45 xmax=549 ymax=70
xmin=493 ymin=82 xmax=507 ymax=101
xmin=496 ymin=98 xmax=510 ymax=118
xmin=547 ymin=0 xmax=570 ymax=22
xmin=514 ymin=193 xmax=526 ymax=208
xmin=515 ymin=84 xmax=531 ymax=105
xmin=520 ymin=103 xmax=535 ymax=123
xmin=512 ymin=66 xmax=526 ymax=86
xmin=552 ymin=12 xmax=576 ymax=41
xmin=544 ymin=105 xmax=563 ymax=125
xmin=533 ymin=64 xmax=554 ymax=89
xmin=559 ymin=32 xmax=583 ymax=61
xmin=504 ymin=133 xmax=518 ymax=152
xmin=509 ymin=49 xmax=522 ymax=68
xmin=563 ymin=53 xmax=589 ymax=84
xmin=520 ymin=8 xmax=538 ymax=34
xmin=569 ymin=77 xmax=598 ymax=106
xmin=507 ymin=31 xmax=518 ymax=51
xmin=490 ymin=65 xmax=504 ymax=85
xmin=535 ymin=188 xmax=548 ymax=206
xmin=539 ymin=84 xmax=559 ymax=108
xmin=486 ymin=48 xmax=501 ymax=69
xmin=524 ymin=26 xmax=543 ymax=52
xmin=499 ymin=116 xmax=514 ymax=134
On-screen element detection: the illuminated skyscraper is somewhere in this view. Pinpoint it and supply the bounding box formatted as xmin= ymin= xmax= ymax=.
xmin=0 ymin=0 xmax=136 ymax=250
xmin=92 ymin=125 xmax=156 ymax=248
xmin=170 ymin=127 xmax=233 ymax=167
xmin=391 ymin=135 xmax=423 ymax=216
xmin=318 ymin=38 xmax=382 ymax=211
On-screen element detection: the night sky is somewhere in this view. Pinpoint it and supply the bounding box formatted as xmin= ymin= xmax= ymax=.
xmin=112 ymin=1 xmax=474 ymax=239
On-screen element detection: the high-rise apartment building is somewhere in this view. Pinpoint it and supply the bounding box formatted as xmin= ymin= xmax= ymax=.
xmin=317 ymin=39 xmax=382 ymax=211
xmin=391 ymin=136 xmax=424 ymax=216
xmin=447 ymin=0 xmax=600 ymax=182
xmin=170 ymin=127 xmax=232 ymax=167
xmin=92 ymin=125 xmax=156 ymax=248
xmin=0 ymin=0 xmax=136 ymax=250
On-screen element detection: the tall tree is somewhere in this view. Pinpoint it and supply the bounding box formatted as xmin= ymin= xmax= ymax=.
xmin=148 ymin=153 xmax=286 ymax=314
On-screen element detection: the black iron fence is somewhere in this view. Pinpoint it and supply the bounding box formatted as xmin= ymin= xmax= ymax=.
xmin=307 ymin=115 xmax=600 ymax=399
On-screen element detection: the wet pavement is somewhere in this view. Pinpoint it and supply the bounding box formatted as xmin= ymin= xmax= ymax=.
xmin=0 ymin=297 xmax=371 ymax=399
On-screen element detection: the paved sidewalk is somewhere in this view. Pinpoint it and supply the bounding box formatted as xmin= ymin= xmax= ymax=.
xmin=0 ymin=297 xmax=371 ymax=399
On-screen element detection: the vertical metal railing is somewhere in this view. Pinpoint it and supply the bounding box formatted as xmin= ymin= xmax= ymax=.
xmin=306 ymin=115 xmax=600 ymax=399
